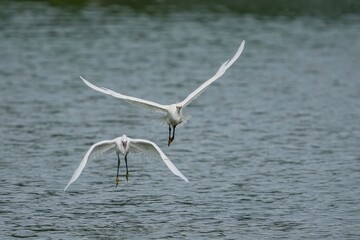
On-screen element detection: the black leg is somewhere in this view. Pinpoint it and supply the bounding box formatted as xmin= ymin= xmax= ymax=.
xmin=125 ymin=154 xmax=129 ymax=182
xmin=172 ymin=125 xmax=176 ymax=142
xmin=116 ymin=154 xmax=121 ymax=187
xmin=168 ymin=125 xmax=176 ymax=146
xmin=168 ymin=125 xmax=172 ymax=146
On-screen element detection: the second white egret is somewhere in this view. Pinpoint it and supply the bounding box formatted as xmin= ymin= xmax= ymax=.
xmin=64 ymin=134 xmax=188 ymax=191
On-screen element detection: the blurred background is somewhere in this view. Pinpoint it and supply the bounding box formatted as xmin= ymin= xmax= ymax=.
xmin=0 ymin=0 xmax=359 ymax=239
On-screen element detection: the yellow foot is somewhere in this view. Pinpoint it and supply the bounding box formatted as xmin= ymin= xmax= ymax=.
xmin=126 ymin=173 xmax=129 ymax=182
xmin=116 ymin=176 xmax=119 ymax=187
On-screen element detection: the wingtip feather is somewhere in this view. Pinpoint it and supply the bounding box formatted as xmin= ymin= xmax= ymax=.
xmin=224 ymin=40 xmax=245 ymax=69
xmin=238 ymin=40 xmax=245 ymax=54
xmin=80 ymin=76 xmax=90 ymax=85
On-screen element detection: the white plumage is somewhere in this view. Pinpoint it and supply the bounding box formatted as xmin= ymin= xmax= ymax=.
xmin=64 ymin=135 xmax=188 ymax=191
xmin=80 ymin=40 xmax=245 ymax=146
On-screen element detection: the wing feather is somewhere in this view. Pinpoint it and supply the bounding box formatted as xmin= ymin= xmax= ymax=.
xmin=64 ymin=139 xmax=115 ymax=191
xmin=80 ymin=76 xmax=169 ymax=114
xmin=129 ymin=138 xmax=188 ymax=182
xmin=180 ymin=40 xmax=245 ymax=107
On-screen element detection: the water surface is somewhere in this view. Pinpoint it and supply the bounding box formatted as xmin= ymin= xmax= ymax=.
xmin=0 ymin=1 xmax=359 ymax=239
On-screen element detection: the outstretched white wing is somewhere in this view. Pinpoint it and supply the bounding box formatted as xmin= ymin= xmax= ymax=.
xmin=180 ymin=40 xmax=245 ymax=107
xmin=64 ymin=139 xmax=116 ymax=191
xmin=80 ymin=76 xmax=169 ymax=114
xmin=129 ymin=138 xmax=188 ymax=182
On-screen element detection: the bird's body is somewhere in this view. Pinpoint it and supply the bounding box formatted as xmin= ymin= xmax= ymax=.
xmin=64 ymin=135 xmax=188 ymax=191
xmin=80 ymin=40 xmax=245 ymax=145
xmin=166 ymin=104 xmax=183 ymax=126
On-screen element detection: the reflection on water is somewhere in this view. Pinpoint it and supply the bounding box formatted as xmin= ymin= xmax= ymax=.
xmin=3 ymin=0 xmax=360 ymax=16
xmin=0 ymin=1 xmax=359 ymax=239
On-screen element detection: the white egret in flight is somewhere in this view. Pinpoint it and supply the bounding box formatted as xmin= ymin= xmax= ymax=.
xmin=64 ymin=135 xmax=188 ymax=191
xmin=80 ymin=40 xmax=245 ymax=146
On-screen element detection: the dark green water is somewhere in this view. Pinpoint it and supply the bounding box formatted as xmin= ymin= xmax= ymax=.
xmin=0 ymin=1 xmax=359 ymax=239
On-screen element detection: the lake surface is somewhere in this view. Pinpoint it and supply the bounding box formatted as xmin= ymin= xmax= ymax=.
xmin=0 ymin=1 xmax=359 ymax=239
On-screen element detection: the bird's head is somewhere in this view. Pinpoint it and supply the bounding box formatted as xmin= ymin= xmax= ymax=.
xmin=176 ymin=105 xmax=182 ymax=113
xmin=121 ymin=135 xmax=128 ymax=149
